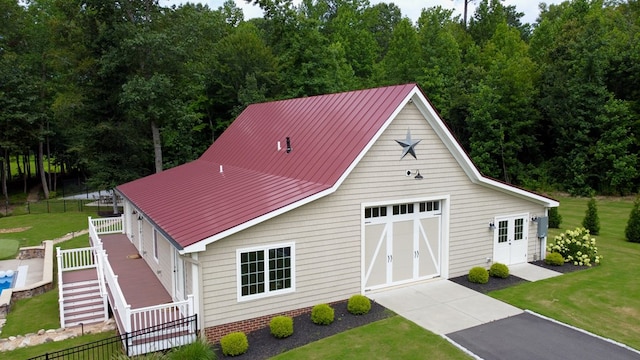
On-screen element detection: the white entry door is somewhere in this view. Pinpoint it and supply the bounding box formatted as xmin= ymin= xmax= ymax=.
xmin=493 ymin=215 xmax=528 ymax=265
xmin=173 ymin=250 xmax=185 ymax=301
xmin=364 ymin=201 xmax=442 ymax=291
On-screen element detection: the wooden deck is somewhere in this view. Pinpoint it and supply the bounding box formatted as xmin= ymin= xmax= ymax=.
xmin=99 ymin=233 xmax=173 ymax=308
xmin=63 ymin=234 xmax=172 ymax=309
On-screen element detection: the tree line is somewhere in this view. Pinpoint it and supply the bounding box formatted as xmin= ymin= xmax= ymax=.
xmin=1 ymin=0 xmax=638 ymax=202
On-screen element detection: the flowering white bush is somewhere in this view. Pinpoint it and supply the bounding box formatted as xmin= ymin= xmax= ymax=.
xmin=546 ymin=227 xmax=602 ymax=266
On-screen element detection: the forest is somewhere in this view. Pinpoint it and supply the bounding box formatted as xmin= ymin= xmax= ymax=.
xmin=0 ymin=0 xmax=638 ymax=201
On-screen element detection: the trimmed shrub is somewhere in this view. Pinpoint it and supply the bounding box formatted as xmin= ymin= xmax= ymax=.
xmin=582 ymin=198 xmax=600 ymax=235
xmin=625 ymin=197 xmax=640 ymax=243
xmin=347 ymin=295 xmax=372 ymax=315
xmin=270 ymin=315 xmax=294 ymax=338
xmin=468 ymin=267 xmax=489 ymax=284
xmin=546 ymin=227 xmax=602 ymax=266
xmin=548 ymin=207 xmax=562 ymax=228
xmin=220 ymin=332 xmax=248 ymax=356
xmin=489 ymin=263 xmax=509 ymax=278
xmin=311 ymin=304 xmax=334 ymax=325
xmin=545 ymin=252 xmax=564 ymax=266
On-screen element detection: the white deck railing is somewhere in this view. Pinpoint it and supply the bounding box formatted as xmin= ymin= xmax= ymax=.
xmin=90 ymin=215 xmax=125 ymax=235
xmin=87 ymin=216 xmax=196 ymax=337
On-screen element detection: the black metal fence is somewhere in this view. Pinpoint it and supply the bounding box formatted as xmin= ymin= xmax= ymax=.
xmin=2 ymin=199 xmax=122 ymax=216
xmin=28 ymin=315 xmax=198 ymax=360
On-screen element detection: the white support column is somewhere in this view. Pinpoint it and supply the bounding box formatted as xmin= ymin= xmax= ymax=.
xmin=191 ymin=253 xmax=202 ymax=330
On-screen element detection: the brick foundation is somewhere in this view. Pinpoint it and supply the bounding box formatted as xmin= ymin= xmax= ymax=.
xmin=204 ymin=300 xmax=345 ymax=344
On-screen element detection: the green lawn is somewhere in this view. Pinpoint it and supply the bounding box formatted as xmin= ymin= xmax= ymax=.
xmin=1 ymin=289 xmax=60 ymax=337
xmin=0 ymin=212 xmax=96 ymax=247
xmin=1 ymin=331 xmax=117 ymax=360
xmin=271 ymin=316 xmax=472 ymax=360
xmin=1 ymin=212 xmax=100 ymax=358
xmin=491 ymin=196 xmax=640 ymax=350
xmin=0 ymin=239 xmax=20 ymax=259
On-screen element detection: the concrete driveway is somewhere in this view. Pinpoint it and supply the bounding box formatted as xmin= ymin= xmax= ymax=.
xmin=369 ymin=264 xmax=640 ymax=360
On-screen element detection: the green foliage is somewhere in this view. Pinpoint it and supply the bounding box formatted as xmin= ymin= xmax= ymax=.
xmin=548 ymin=207 xmax=562 ymax=228
xmin=220 ymin=332 xmax=248 ymax=356
xmin=546 ymin=227 xmax=602 ymax=266
xmin=166 ymin=337 xmax=216 ymax=360
xmin=1 ymin=0 xmax=639 ymax=196
xmin=468 ymin=266 xmax=489 ymax=284
xmin=625 ymin=198 xmax=640 ymax=243
xmin=270 ymin=315 xmax=294 ymax=338
xmin=347 ymin=295 xmax=372 ymax=315
xmin=582 ymin=198 xmax=600 ymax=235
xmin=311 ymin=303 xmax=335 ymax=325
xmin=544 ymin=252 xmax=564 ymax=266
xmin=489 ymin=263 xmax=509 ymax=278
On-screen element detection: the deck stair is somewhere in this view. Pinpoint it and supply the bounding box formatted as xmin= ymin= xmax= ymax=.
xmin=61 ymin=277 xmax=107 ymax=327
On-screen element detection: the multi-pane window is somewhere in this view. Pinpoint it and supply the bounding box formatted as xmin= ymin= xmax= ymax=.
xmin=392 ymin=203 xmax=414 ymax=215
xmin=238 ymin=244 xmax=294 ymax=300
xmin=268 ymin=247 xmax=291 ymax=291
xmin=365 ymin=206 xmax=387 ymax=218
xmin=498 ymin=220 xmax=509 ymax=243
xmin=419 ymin=201 xmax=440 ymax=213
xmin=514 ymin=218 xmax=524 ymax=241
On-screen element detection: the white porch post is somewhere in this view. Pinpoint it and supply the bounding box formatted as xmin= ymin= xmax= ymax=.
xmin=191 ymin=253 xmax=201 ymax=327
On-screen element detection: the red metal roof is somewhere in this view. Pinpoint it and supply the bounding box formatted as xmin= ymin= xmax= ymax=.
xmin=117 ymin=84 xmax=416 ymax=249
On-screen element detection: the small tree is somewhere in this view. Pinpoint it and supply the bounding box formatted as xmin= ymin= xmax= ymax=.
xmin=548 ymin=207 xmax=562 ymax=228
xmin=582 ymin=198 xmax=600 ymax=235
xmin=625 ymin=197 xmax=640 ymax=243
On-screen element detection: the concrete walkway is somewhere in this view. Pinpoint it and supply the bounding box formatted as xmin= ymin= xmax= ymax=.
xmin=369 ymin=263 xmax=562 ymax=335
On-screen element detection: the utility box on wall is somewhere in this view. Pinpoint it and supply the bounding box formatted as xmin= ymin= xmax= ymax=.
xmin=537 ymin=216 xmax=549 ymax=238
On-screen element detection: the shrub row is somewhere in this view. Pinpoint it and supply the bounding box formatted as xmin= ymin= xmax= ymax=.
xmin=219 ymin=295 xmax=373 ymax=356
xmin=468 ymin=263 xmax=510 ymax=284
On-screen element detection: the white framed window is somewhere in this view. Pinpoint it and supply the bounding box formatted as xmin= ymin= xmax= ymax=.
xmin=237 ymin=243 xmax=295 ymax=301
xmin=153 ymin=229 xmax=159 ymax=262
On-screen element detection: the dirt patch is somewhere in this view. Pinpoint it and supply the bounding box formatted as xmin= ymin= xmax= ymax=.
xmin=0 ymin=227 xmax=32 ymax=234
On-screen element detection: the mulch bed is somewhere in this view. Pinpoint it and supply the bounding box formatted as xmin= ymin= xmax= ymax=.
xmin=449 ymin=273 xmax=529 ymax=293
xmin=215 ymin=261 xmax=592 ymax=358
xmin=529 ymin=260 xmax=592 ymax=274
xmin=214 ymin=300 xmax=393 ymax=359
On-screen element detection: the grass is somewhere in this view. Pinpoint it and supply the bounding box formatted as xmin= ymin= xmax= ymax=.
xmin=0 ymin=331 xmax=117 ymax=360
xmin=0 ymin=239 xmax=20 ymax=259
xmin=1 ymin=288 xmax=61 ymax=337
xmin=0 ymin=212 xmax=96 ymax=247
xmin=0 ymin=211 xmax=102 ymax=359
xmin=490 ymin=195 xmax=640 ymax=350
xmin=271 ymin=316 xmax=472 ymax=360
xmin=8 ymin=155 xmax=61 ymax=178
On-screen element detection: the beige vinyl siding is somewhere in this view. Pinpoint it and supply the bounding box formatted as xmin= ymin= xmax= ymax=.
xmin=138 ymin=219 xmax=173 ymax=295
xmin=200 ymin=102 xmax=548 ymax=328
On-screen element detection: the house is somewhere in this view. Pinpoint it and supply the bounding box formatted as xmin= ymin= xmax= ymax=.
xmin=58 ymin=84 xmax=558 ymax=350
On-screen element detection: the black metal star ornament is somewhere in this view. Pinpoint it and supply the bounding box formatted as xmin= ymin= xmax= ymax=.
xmin=395 ymin=129 xmax=421 ymax=159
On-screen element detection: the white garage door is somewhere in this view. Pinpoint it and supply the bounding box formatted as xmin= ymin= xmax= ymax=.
xmin=364 ymin=201 xmax=442 ymax=291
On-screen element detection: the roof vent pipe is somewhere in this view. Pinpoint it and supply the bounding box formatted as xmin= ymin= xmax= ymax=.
xmin=219 ymin=165 xmax=223 ymax=173
xmin=286 ymin=137 xmax=292 ymax=153
xmin=277 ymin=141 xmax=281 ymax=151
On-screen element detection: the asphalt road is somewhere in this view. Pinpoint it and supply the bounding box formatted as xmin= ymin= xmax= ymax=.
xmin=447 ymin=312 xmax=640 ymax=360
